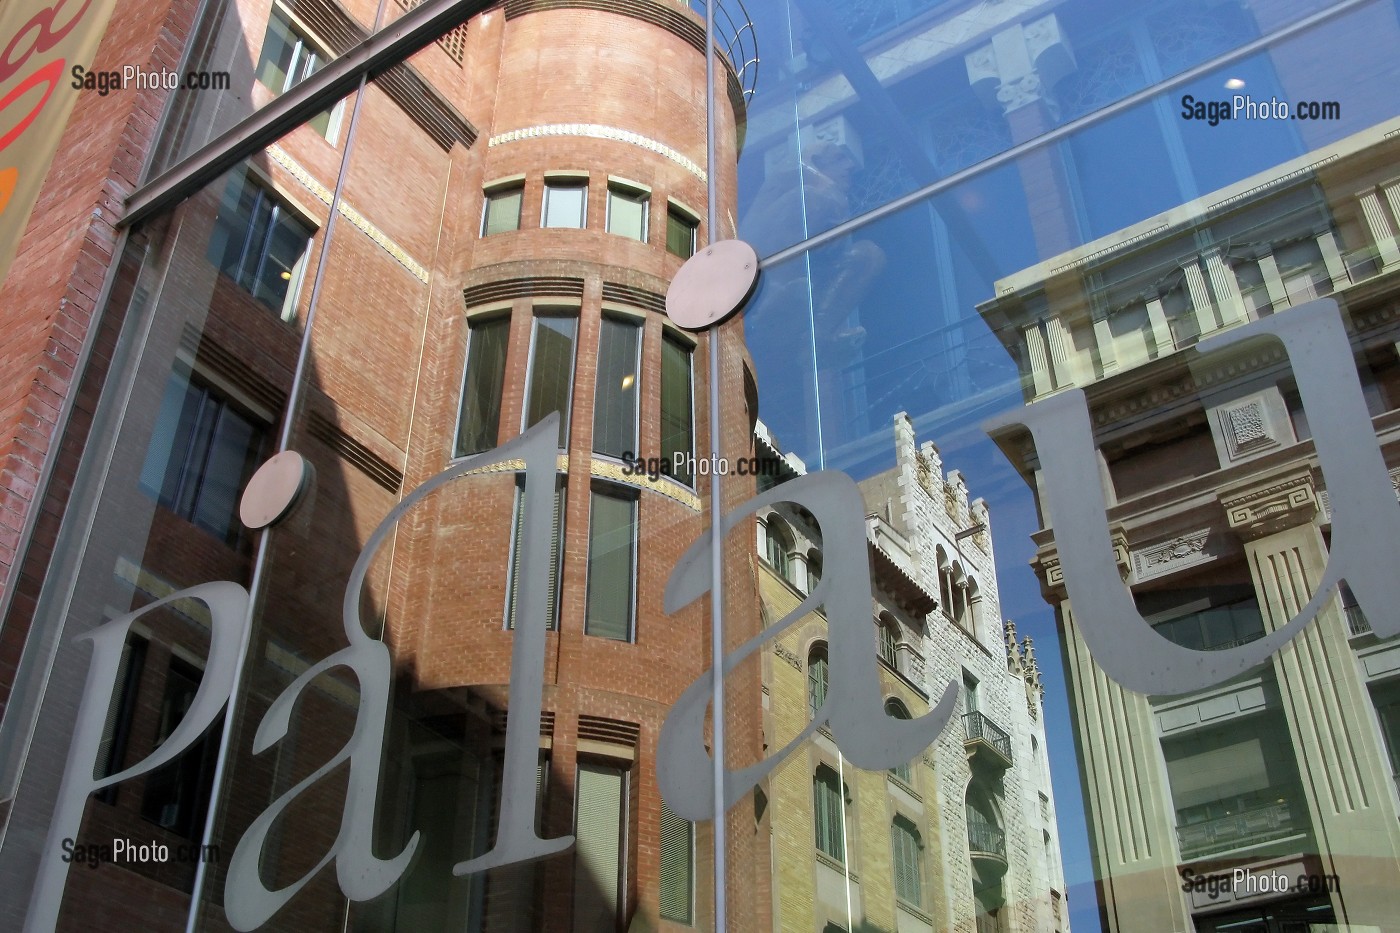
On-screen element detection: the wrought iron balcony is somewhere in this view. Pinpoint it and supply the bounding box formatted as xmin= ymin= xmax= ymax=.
xmin=963 ymin=711 xmax=1013 ymax=769
xmin=967 ymin=818 xmax=1008 ymax=877
xmin=1176 ymin=799 xmax=1302 ymax=859
xmin=1345 ymin=604 xmax=1372 ymax=636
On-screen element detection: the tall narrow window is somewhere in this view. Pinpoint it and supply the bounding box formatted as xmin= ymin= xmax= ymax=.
xmin=209 ymin=172 xmax=314 ymax=317
xmin=593 ymin=317 xmax=641 ymax=457
xmin=764 ymin=519 xmax=793 ymax=581
xmin=95 ymin=635 xmax=148 ymax=803
xmin=885 ymin=700 xmax=913 ymax=785
xmin=891 ymin=816 xmax=923 ymax=907
xmin=543 ymin=179 xmax=587 ymax=228
xmin=660 ymin=333 xmax=694 ymax=485
xmin=666 ymin=206 xmax=698 ymax=258
xmin=506 ymin=479 xmax=565 ymax=631
xmin=482 ymin=184 xmax=524 ymax=236
xmin=585 ymin=486 xmax=636 ymax=641
xmin=807 ymin=643 xmax=829 ymax=719
xmin=456 ymin=315 xmax=510 ymax=457
xmin=813 ymin=765 xmax=845 ymax=862
xmin=659 ymin=802 xmax=694 ymax=924
xmin=523 ymin=315 xmax=578 ymax=448
xmin=574 ymin=762 xmax=627 ymax=931
xmin=141 ymin=657 xmax=224 ymax=838
xmin=879 ymin=620 xmax=898 ymax=667
xmin=606 ymin=184 xmax=649 ymax=241
xmin=255 ymin=7 xmax=341 ymax=138
xmin=140 ymin=371 xmax=267 ymax=546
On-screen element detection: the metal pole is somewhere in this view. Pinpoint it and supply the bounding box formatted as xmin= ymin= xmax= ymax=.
xmin=703 ymin=0 xmax=727 ymax=929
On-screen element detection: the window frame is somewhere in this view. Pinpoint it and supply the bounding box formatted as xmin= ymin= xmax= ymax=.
xmin=542 ymin=175 xmax=589 ymax=229
xmin=255 ymin=4 xmax=345 ymax=141
xmin=808 ymin=642 xmax=829 ymax=720
xmin=521 ymin=310 xmax=580 ymax=449
xmin=592 ymin=314 xmax=643 ymax=459
xmin=481 ymin=181 xmax=525 ymax=236
xmin=210 ymin=170 xmax=315 ymax=321
xmin=891 ymin=815 xmax=924 ymax=908
xmin=666 ymin=201 xmax=699 ymax=259
xmin=454 ymin=311 xmax=511 ymax=458
xmin=813 ymin=764 xmax=845 ymax=863
xmin=605 ymin=180 xmax=650 ymax=242
xmin=573 ymin=760 xmax=630 ymax=932
xmin=584 ymin=482 xmax=639 ymax=642
xmin=658 ymin=801 xmax=695 ymax=924
xmin=660 ymin=329 xmax=696 ymax=486
xmin=504 ymin=476 xmax=566 ymax=632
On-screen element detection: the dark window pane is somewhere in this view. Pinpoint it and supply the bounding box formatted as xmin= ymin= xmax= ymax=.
xmin=209 ymin=173 xmax=313 ymax=316
xmin=666 ymin=209 xmax=697 ymax=258
xmin=593 ymin=317 xmax=640 ymax=457
xmin=456 ymin=316 xmax=510 ymax=456
xmin=524 ymin=316 xmax=577 ymax=448
xmin=585 ymin=488 xmax=635 ymax=641
xmin=660 ymin=333 xmax=693 ymax=484
xmin=140 ymin=658 xmax=223 ymax=839
xmin=659 ymin=803 xmax=693 ymax=923
xmin=814 ymin=765 xmax=844 ymax=861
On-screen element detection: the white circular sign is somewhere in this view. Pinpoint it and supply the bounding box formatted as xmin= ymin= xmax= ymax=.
xmin=239 ymin=450 xmax=311 ymax=530
xmin=665 ymin=238 xmax=760 ymax=331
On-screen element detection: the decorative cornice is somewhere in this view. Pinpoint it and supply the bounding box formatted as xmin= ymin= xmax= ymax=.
xmin=488 ymin=123 xmax=706 ymax=180
xmin=1219 ymin=469 xmax=1317 ymax=540
xmin=267 ymin=146 xmax=430 ymax=283
xmin=773 ymin=643 xmax=802 ymax=671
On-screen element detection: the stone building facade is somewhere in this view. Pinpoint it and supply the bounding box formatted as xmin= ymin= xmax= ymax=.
xmin=978 ymin=125 xmax=1400 ymax=932
xmin=757 ymin=415 xmax=1068 ymax=933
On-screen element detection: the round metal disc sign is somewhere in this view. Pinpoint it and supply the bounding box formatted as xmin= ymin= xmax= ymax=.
xmin=664 ymin=238 xmax=760 ymax=331
xmin=240 ymin=450 xmax=311 ymax=530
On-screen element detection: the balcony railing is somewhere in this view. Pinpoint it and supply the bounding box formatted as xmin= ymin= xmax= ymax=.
xmin=964 ymin=711 xmax=1013 ymax=768
xmin=1176 ymin=799 xmax=1301 ymax=859
xmin=967 ymin=819 xmax=1007 ymax=859
xmin=1345 ymin=604 xmax=1372 ymax=636
xmin=685 ymin=0 xmax=759 ymax=100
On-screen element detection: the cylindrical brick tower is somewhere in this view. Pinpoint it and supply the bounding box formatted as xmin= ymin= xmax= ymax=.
xmin=375 ymin=3 xmax=765 ymax=931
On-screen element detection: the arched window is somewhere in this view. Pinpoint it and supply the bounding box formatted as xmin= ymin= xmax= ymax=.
xmin=936 ymin=546 xmax=952 ymax=618
xmin=891 ymin=816 xmax=923 ymax=908
xmin=807 ymin=643 xmax=829 ymax=719
xmin=878 ymin=618 xmax=898 ymax=667
xmin=764 ymin=517 xmax=794 ymax=583
xmin=813 ymin=765 xmax=845 ymax=862
xmin=885 ymin=699 xmax=913 ymax=784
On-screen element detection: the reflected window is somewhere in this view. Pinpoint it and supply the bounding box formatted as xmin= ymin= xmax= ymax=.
xmin=813 ymin=764 xmax=845 ymax=862
xmin=659 ymin=802 xmax=694 ymax=924
xmin=1139 ymin=583 xmax=1265 ymax=651
xmin=660 ymin=332 xmax=694 ymax=485
xmin=891 ymin=816 xmax=922 ymax=908
xmin=573 ymin=761 xmax=628 ymax=931
xmin=506 ymin=478 xmax=565 ymax=631
xmin=140 ymin=371 xmax=267 ymax=546
xmin=255 ymin=6 xmax=341 ymax=139
xmin=140 ymin=656 xmax=223 ymax=839
xmin=807 ymin=643 xmax=828 ymax=720
xmin=879 ymin=620 xmax=898 ymax=667
xmin=606 ymin=183 xmax=648 ymax=241
xmin=482 ymin=183 xmax=523 ymax=236
xmin=764 ymin=518 xmax=794 ymax=582
xmin=95 ymin=634 xmax=148 ymax=804
xmin=523 ymin=315 xmax=578 ymax=448
xmin=585 ymin=485 xmax=636 ymax=642
xmin=455 ymin=314 xmax=509 ymax=457
xmin=543 ymin=178 xmax=587 ymax=228
xmin=209 ymin=171 xmax=314 ymax=318
xmin=593 ymin=316 xmax=641 ymax=458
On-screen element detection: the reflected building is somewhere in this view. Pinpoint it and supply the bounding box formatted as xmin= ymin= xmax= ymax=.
xmin=979 ymin=124 xmax=1400 ymax=931
xmin=0 ymin=0 xmax=768 ymax=931
xmin=756 ymin=416 xmax=1069 ymax=933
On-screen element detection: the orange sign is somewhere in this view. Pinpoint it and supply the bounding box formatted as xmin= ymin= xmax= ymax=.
xmin=0 ymin=0 xmax=119 ymax=288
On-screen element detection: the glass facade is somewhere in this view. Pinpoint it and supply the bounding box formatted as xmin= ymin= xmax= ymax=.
xmin=1 ymin=0 xmax=1399 ymax=931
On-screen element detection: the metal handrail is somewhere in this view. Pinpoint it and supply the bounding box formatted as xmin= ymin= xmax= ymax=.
xmin=963 ymin=711 xmax=1013 ymax=763
xmin=967 ymin=819 xmax=1006 ymax=858
xmin=687 ymin=0 xmax=759 ymax=99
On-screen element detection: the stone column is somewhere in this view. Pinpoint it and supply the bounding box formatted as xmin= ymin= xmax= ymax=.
xmin=1256 ymin=250 xmax=1290 ymax=310
xmin=1314 ymin=227 xmax=1351 ymax=288
xmin=1143 ymin=292 xmax=1174 ymax=357
xmin=1044 ymin=314 xmax=1075 ymax=389
xmin=1024 ymin=322 xmax=1054 ymax=397
xmin=1203 ymin=248 xmax=1246 ymax=325
xmin=1181 ymin=259 xmax=1217 ymax=338
xmin=965 ymin=14 xmax=1078 ymax=258
xmin=1358 ymin=190 xmax=1400 ymax=269
xmin=1093 ymin=307 xmax=1119 ymax=377
xmin=1220 ymin=469 xmax=1400 ymax=928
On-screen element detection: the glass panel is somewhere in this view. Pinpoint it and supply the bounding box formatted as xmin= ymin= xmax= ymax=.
xmin=523 ymin=316 xmax=578 ymax=448
xmin=543 ymin=182 xmax=588 ymax=229
xmin=659 ymin=334 xmax=693 ymax=486
xmin=456 ymin=315 xmax=510 ymax=457
xmin=592 ymin=316 xmax=641 ymax=458
xmin=606 ymin=186 xmax=648 ymax=241
xmin=666 ymin=209 xmax=697 ymax=259
xmin=483 ymin=187 xmax=523 ymax=236
xmin=584 ymin=487 xmax=635 ymax=641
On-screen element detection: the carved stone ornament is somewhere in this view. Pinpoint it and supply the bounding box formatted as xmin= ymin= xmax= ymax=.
xmin=1132 ymin=530 xmax=1211 ymax=581
xmin=1220 ymin=470 xmax=1318 ymax=540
